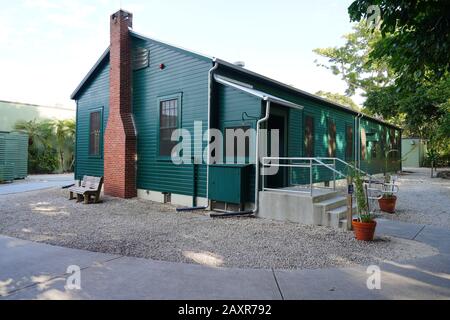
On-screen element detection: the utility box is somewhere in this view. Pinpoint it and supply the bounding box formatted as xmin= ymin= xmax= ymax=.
xmin=0 ymin=132 xmax=28 ymax=182
xmin=208 ymin=164 xmax=251 ymax=204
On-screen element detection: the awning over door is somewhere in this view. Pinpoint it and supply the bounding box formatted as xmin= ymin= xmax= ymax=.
xmin=214 ymin=75 xmax=303 ymax=110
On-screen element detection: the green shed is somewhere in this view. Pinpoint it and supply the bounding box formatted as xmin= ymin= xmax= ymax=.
xmin=0 ymin=132 xmax=28 ymax=182
xmin=402 ymin=138 xmax=427 ymax=168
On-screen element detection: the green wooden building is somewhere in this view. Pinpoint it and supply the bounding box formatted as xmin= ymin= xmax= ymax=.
xmin=71 ymin=10 xmax=401 ymax=214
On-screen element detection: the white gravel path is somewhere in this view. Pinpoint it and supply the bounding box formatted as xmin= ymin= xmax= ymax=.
xmin=376 ymin=167 xmax=450 ymax=229
xmin=0 ymin=186 xmax=436 ymax=269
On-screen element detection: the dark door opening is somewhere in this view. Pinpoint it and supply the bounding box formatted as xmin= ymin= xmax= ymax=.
xmin=266 ymin=112 xmax=287 ymax=189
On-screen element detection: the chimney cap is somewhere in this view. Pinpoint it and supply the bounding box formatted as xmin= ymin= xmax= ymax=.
xmin=111 ymin=9 xmax=133 ymax=19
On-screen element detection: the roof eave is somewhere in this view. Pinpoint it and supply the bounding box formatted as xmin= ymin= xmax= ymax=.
xmin=214 ymin=58 xmax=401 ymax=130
xmin=70 ymin=47 xmax=110 ymax=100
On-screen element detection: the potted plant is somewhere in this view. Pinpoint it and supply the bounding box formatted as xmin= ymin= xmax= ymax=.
xmin=378 ymin=149 xmax=399 ymax=213
xmin=352 ymin=171 xmax=377 ymax=241
xmin=378 ymin=174 xmax=397 ymax=213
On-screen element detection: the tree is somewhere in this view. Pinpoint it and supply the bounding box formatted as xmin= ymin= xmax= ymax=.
xmin=313 ymin=21 xmax=394 ymax=97
xmin=53 ymin=119 xmax=76 ymax=172
xmin=14 ymin=119 xmax=76 ymax=174
xmin=348 ymin=0 xmax=450 ymax=88
xmin=315 ymin=91 xmax=360 ymax=110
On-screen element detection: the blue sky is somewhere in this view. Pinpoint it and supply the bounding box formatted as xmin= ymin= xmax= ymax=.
xmin=0 ymin=0 xmax=358 ymax=108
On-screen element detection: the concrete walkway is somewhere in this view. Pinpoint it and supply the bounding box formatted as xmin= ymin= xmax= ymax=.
xmin=0 ymin=219 xmax=449 ymax=300
xmin=0 ymin=174 xmax=74 ymax=195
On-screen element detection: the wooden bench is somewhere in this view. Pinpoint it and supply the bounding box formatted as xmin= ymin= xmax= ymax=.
xmin=69 ymin=176 xmax=103 ymax=204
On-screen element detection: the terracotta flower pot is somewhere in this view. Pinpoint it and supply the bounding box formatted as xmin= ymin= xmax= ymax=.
xmin=378 ymin=196 xmax=397 ymax=213
xmin=352 ymin=219 xmax=377 ymax=241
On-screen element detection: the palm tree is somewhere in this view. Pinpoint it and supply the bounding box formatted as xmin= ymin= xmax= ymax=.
xmin=14 ymin=119 xmax=53 ymax=151
xmin=53 ymin=119 xmax=76 ymax=172
xmin=14 ymin=119 xmax=75 ymax=173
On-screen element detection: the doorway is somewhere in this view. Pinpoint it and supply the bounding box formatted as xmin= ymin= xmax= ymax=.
xmin=266 ymin=106 xmax=287 ymax=189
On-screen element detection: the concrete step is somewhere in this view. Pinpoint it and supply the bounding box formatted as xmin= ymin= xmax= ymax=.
xmin=339 ymin=214 xmax=359 ymax=230
xmin=311 ymin=190 xmax=341 ymax=203
xmin=315 ymin=196 xmax=347 ymax=211
xmin=326 ymin=204 xmax=357 ymax=228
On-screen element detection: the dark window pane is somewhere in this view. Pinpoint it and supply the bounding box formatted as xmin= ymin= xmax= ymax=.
xmin=89 ymin=111 xmax=101 ymax=156
xmin=159 ymin=98 xmax=179 ymax=157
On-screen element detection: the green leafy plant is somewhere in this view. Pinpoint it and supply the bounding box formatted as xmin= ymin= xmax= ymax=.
xmin=14 ymin=119 xmax=75 ymax=174
xmin=353 ymin=170 xmax=372 ymax=223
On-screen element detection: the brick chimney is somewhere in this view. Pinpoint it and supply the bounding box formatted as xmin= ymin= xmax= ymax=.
xmin=104 ymin=10 xmax=137 ymax=198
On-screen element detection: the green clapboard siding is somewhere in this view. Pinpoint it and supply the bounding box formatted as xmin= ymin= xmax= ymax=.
xmin=216 ymin=83 xmax=261 ymax=202
xmin=217 ymin=64 xmax=400 ymax=186
xmin=132 ymin=36 xmax=213 ymax=197
xmin=73 ymin=35 xmax=400 ymax=201
xmin=74 ymin=58 xmax=109 ymax=180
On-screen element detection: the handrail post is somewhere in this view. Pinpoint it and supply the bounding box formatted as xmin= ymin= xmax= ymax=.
xmin=333 ymin=158 xmax=336 ymax=191
xmin=310 ymin=159 xmax=313 ymax=196
xmin=262 ymin=158 xmax=265 ymax=191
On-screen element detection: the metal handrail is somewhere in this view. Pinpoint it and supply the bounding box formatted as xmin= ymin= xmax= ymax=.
xmin=262 ymin=156 xmax=347 ymax=196
xmin=261 ymin=156 xmax=391 ymax=196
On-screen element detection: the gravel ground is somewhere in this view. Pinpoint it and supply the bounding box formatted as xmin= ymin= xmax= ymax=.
xmin=0 ymin=187 xmax=436 ymax=269
xmin=375 ymin=167 xmax=450 ymax=229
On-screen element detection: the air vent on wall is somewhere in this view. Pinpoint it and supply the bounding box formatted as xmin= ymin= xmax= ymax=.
xmin=132 ymin=46 xmax=149 ymax=70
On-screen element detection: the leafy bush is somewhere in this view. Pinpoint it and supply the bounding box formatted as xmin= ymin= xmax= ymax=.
xmin=14 ymin=119 xmax=75 ymax=174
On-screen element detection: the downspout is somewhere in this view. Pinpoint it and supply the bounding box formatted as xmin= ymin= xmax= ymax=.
xmin=253 ymin=98 xmax=271 ymax=214
xmin=210 ymin=98 xmax=271 ymax=218
xmin=205 ymin=60 xmax=219 ymax=207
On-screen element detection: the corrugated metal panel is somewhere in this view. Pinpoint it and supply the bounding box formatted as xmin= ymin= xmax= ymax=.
xmin=0 ymin=132 xmax=28 ymax=180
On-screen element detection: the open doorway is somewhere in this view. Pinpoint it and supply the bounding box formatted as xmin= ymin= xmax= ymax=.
xmin=266 ymin=106 xmax=288 ymax=189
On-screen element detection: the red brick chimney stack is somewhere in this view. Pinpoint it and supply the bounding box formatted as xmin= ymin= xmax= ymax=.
xmin=104 ymin=10 xmax=137 ymax=198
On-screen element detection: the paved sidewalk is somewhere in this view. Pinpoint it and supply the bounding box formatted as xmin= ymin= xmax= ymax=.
xmin=0 ymin=174 xmax=74 ymax=195
xmin=1 ymin=220 xmax=449 ymax=300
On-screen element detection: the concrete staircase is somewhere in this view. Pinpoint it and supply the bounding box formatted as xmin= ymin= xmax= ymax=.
xmin=313 ymin=192 xmax=356 ymax=229
xmin=258 ymin=188 xmax=356 ymax=229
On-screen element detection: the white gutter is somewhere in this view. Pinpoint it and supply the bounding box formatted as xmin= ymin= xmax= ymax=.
xmin=252 ymin=99 xmax=271 ymax=214
xmin=206 ymin=60 xmax=219 ymax=206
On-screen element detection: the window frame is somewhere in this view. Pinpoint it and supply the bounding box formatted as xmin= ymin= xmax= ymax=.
xmin=88 ymin=107 xmax=103 ymax=158
xmin=156 ymin=93 xmax=182 ymax=160
xmin=303 ymin=114 xmax=315 ymax=157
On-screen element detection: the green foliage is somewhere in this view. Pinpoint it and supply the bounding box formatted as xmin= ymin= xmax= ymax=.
xmin=315 ymin=91 xmax=360 ymax=110
xmin=348 ymin=0 xmax=450 ymax=87
xmin=14 ymin=119 xmax=75 ymax=174
xmin=313 ymin=21 xmax=394 ymax=96
xmin=315 ymin=3 xmax=450 ymax=164
xmin=353 ymin=170 xmax=371 ymax=222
